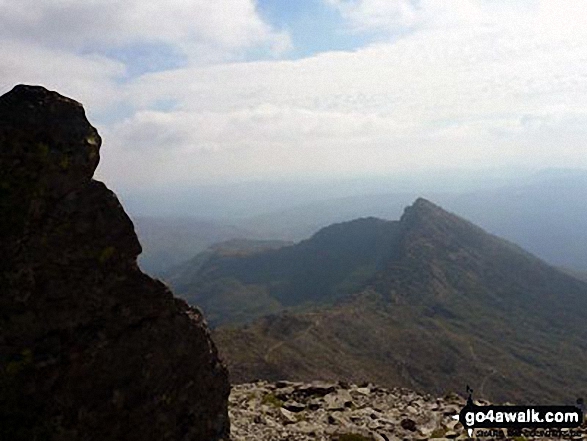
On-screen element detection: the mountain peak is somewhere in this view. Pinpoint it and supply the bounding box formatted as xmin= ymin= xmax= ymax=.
xmin=409 ymin=197 xmax=447 ymax=213
xmin=399 ymin=197 xmax=457 ymax=228
xmin=413 ymin=197 xmax=435 ymax=207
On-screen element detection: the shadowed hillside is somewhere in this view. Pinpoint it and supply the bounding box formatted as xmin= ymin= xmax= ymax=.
xmin=173 ymin=198 xmax=587 ymax=403
xmin=169 ymin=218 xmax=401 ymax=325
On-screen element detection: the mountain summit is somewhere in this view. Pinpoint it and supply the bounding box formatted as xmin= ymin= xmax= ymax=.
xmin=172 ymin=198 xmax=587 ymax=403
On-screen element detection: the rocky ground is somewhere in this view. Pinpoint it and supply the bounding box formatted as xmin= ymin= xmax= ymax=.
xmin=229 ymin=381 xmax=587 ymax=441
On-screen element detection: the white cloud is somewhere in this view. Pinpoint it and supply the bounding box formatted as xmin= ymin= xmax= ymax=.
xmin=0 ymin=0 xmax=288 ymax=62
xmin=93 ymin=0 xmax=587 ymax=188
xmin=2 ymin=0 xmax=587 ymax=189
xmin=0 ymin=39 xmax=124 ymax=113
xmin=0 ymin=0 xmax=289 ymax=118
xmin=326 ymin=0 xmax=421 ymax=32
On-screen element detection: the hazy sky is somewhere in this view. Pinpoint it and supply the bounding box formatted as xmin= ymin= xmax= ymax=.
xmin=1 ymin=0 xmax=587 ymax=190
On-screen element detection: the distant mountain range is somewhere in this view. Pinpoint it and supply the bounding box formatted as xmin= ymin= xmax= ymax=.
xmin=235 ymin=171 xmax=587 ymax=273
xmin=134 ymin=170 xmax=587 ymax=276
xmin=169 ymin=198 xmax=587 ymax=404
xmin=133 ymin=216 xmax=251 ymax=276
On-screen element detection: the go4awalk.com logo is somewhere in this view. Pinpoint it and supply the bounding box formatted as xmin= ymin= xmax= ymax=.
xmin=455 ymin=387 xmax=584 ymax=438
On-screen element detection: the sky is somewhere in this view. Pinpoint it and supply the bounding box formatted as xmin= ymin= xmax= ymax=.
xmin=1 ymin=0 xmax=587 ymax=192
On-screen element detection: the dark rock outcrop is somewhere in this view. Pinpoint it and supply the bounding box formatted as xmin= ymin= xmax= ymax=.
xmin=0 ymin=85 xmax=230 ymax=440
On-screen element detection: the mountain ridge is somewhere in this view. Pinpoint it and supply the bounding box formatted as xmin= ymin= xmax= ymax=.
xmin=169 ymin=198 xmax=587 ymax=403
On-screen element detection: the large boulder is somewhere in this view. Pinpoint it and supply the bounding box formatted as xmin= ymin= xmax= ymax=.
xmin=0 ymin=85 xmax=230 ymax=440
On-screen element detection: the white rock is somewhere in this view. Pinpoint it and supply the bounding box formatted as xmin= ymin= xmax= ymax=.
xmin=279 ymin=407 xmax=298 ymax=424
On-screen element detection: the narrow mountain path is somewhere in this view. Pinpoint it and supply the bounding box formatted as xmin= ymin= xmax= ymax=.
xmin=263 ymin=313 xmax=322 ymax=363
xmin=468 ymin=339 xmax=503 ymax=400
xmin=263 ymin=310 xmax=345 ymax=363
xmin=479 ymin=368 xmax=498 ymax=398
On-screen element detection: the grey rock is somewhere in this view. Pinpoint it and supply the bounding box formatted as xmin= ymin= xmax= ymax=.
xmin=228 ymin=381 xmax=575 ymax=440
xmin=356 ymin=387 xmax=371 ymax=395
xmin=296 ymin=381 xmax=337 ymax=397
xmin=324 ymin=390 xmax=353 ymax=410
xmin=279 ymin=408 xmax=298 ymax=424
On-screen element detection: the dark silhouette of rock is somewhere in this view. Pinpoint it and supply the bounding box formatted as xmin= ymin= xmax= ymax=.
xmin=0 ymin=85 xmax=229 ymax=440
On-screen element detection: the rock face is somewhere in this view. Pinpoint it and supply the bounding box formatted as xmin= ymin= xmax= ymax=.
xmin=0 ymin=85 xmax=230 ymax=440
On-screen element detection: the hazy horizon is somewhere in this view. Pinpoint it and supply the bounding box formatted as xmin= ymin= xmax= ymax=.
xmin=118 ymin=165 xmax=583 ymax=218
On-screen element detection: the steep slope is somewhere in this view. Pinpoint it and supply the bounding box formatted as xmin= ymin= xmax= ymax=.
xmin=440 ymin=171 xmax=587 ymax=272
xmin=561 ymin=267 xmax=587 ymax=283
xmin=207 ymin=199 xmax=587 ymax=403
xmin=170 ymin=218 xmax=400 ymax=326
xmin=0 ymin=85 xmax=229 ymax=440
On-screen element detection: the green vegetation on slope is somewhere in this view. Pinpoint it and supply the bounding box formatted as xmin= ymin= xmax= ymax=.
xmin=207 ymin=199 xmax=587 ymax=403
xmin=169 ymin=218 xmax=400 ymax=326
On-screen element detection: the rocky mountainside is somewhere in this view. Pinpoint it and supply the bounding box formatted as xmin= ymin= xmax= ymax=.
xmin=229 ymin=380 xmax=586 ymax=440
xmin=197 ymin=199 xmax=587 ymax=404
xmin=170 ymin=217 xmax=400 ymax=326
xmin=0 ymin=85 xmax=229 ymax=440
xmin=229 ymin=380 xmax=468 ymax=441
